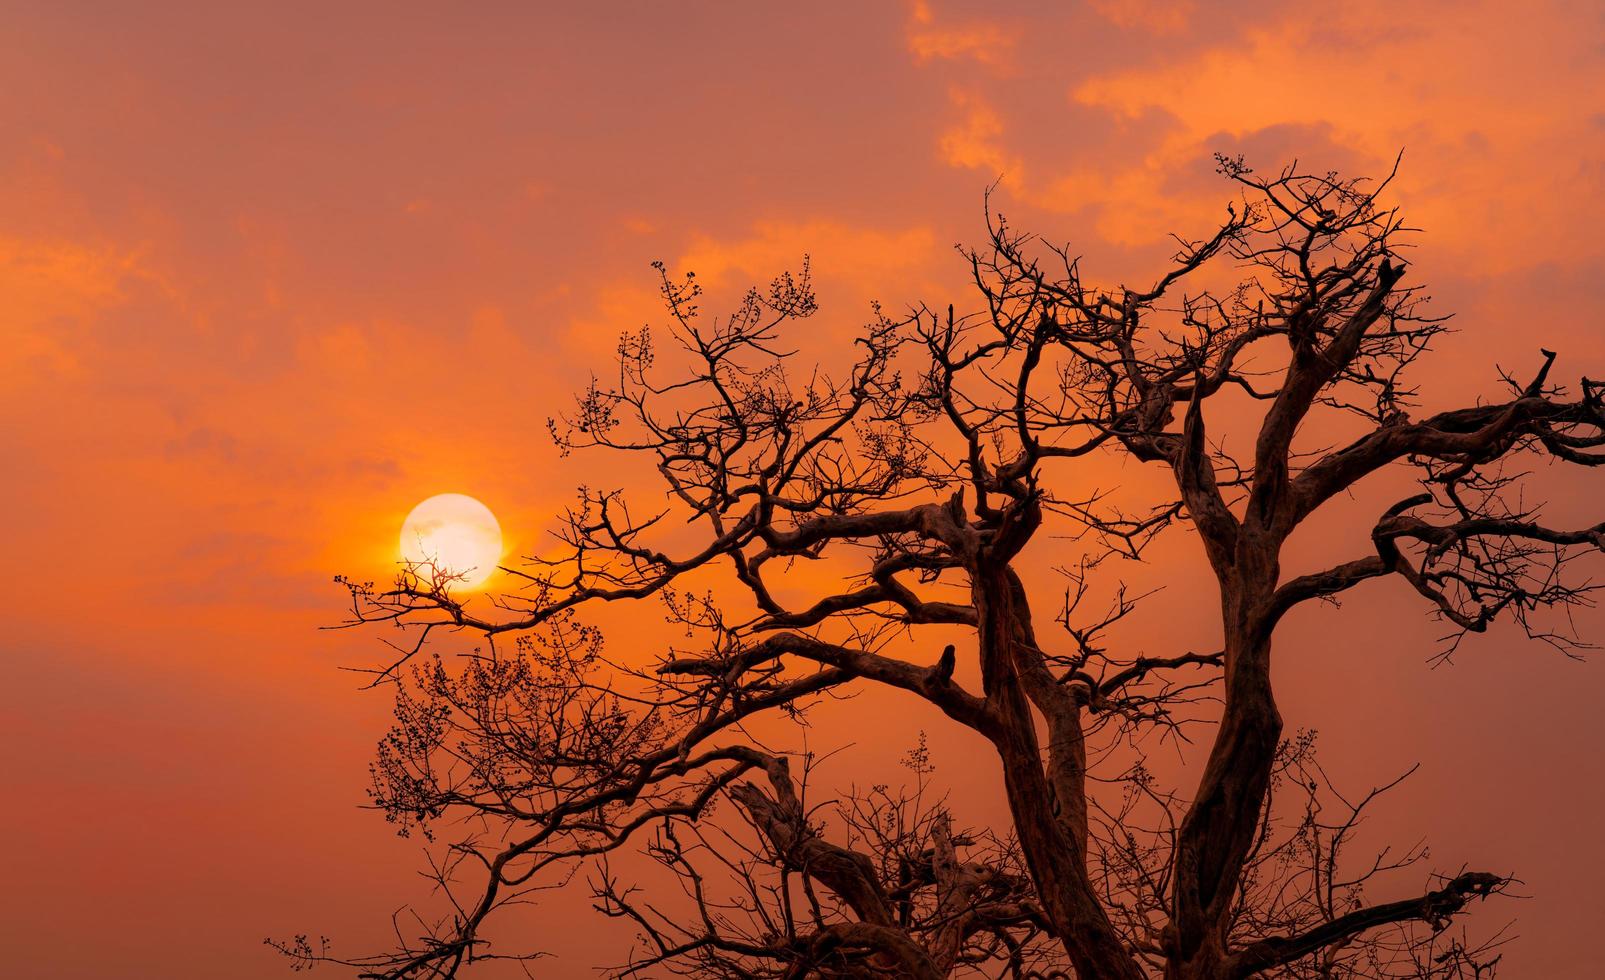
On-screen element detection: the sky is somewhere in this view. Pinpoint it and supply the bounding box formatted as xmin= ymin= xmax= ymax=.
xmin=3 ymin=1 xmax=1605 ymax=976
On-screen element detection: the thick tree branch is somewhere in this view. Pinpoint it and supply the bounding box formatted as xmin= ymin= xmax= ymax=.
xmin=1226 ymin=871 xmax=1508 ymax=977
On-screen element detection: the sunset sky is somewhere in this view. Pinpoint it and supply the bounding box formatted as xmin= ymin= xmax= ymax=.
xmin=5 ymin=2 xmax=1605 ymax=977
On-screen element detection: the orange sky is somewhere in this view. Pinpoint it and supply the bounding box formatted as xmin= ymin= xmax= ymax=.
xmin=4 ymin=2 xmax=1605 ymax=976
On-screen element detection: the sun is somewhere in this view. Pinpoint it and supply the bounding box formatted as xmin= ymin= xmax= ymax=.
xmin=399 ymin=493 xmax=503 ymax=589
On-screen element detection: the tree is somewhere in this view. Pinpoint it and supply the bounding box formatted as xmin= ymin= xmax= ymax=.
xmin=283 ymin=158 xmax=1605 ymax=979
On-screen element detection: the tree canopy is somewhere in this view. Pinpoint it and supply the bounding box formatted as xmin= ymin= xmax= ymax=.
xmin=284 ymin=157 xmax=1605 ymax=979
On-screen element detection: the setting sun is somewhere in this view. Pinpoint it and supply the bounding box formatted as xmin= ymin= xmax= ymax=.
xmin=398 ymin=493 xmax=503 ymax=588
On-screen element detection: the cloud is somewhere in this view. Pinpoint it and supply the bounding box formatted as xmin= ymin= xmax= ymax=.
xmin=1066 ymin=0 xmax=1605 ymax=268
xmin=0 ymin=237 xmax=147 ymax=386
xmin=937 ymin=87 xmax=1023 ymax=182
xmin=904 ymin=0 xmax=1019 ymax=72
xmin=680 ymin=219 xmax=941 ymax=295
xmin=1086 ymin=0 xmax=1197 ymax=34
xmin=908 ymin=20 xmax=1019 ymax=66
xmin=905 ymin=0 xmax=1605 ymax=278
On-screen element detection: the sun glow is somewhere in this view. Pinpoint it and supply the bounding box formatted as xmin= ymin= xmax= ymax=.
xmin=399 ymin=493 xmax=503 ymax=589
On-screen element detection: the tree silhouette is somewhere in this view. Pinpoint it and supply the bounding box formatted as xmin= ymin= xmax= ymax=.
xmin=285 ymin=158 xmax=1605 ymax=979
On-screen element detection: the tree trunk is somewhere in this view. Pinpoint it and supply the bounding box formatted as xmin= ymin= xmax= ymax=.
xmin=1165 ymin=544 xmax=1284 ymax=980
xmin=973 ymin=560 xmax=1147 ymax=980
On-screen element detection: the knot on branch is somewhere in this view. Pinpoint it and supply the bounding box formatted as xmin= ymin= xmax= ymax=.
xmin=1423 ymin=871 xmax=1507 ymax=931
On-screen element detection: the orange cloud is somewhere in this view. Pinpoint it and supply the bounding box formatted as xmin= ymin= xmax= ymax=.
xmin=937 ymin=87 xmax=1023 ymax=182
xmin=908 ymin=21 xmax=1018 ymax=66
xmin=1068 ymin=0 xmax=1605 ymax=268
xmin=680 ymin=219 xmax=941 ymax=294
xmin=904 ymin=0 xmax=1018 ymax=71
xmin=1086 ymin=0 xmax=1196 ymax=34
xmin=0 ymin=237 xmax=146 ymax=386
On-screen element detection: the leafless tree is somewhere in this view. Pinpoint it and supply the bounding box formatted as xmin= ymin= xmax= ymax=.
xmin=277 ymin=157 xmax=1605 ymax=979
